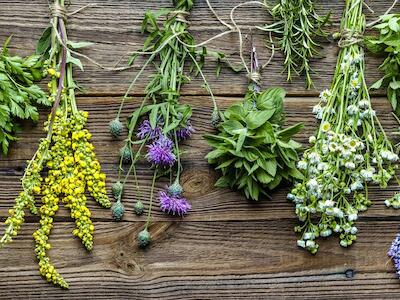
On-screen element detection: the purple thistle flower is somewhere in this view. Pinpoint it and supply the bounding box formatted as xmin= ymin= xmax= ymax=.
xmin=137 ymin=119 xmax=161 ymax=140
xmin=146 ymin=135 xmax=176 ymax=167
xmin=388 ymin=234 xmax=400 ymax=277
xmin=175 ymin=121 xmax=195 ymax=141
xmin=159 ymin=190 xmax=191 ymax=216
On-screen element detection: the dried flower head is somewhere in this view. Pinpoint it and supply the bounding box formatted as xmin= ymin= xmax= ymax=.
xmin=159 ymin=190 xmax=191 ymax=216
xmin=146 ymin=135 xmax=176 ymax=167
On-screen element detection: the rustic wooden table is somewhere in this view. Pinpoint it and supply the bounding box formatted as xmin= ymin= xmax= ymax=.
xmin=1 ymin=0 xmax=400 ymax=299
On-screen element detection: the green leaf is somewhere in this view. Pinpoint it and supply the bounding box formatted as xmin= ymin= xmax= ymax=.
xmin=236 ymin=129 xmax=247 ymax=152
xmin=36 ymin=26 xmax=52 ymax=55
xmin=149 ymin=105 xmax=159 ymax=128
xmin=389 ymin=17 xmax=400 ymax=32
xmin=246 ymin=110 xmax=276 ymax=129
xmin=215 ymin=176 xmax=230 ymax=188
xmin=390 ymin=80 xmax=400 ymax=90
xmin=66 ymin=52 xmax=84 ymax=71
xmin=370 ymin=77 xmax=384 ymax=90
xmin=221 ymin=120 xmax=244 ymax=135
xmin=67 ymin=41 xmax=94 ymax=49
xmin=288 ymin=168 xmax=304 ymax=180
xmin=277 ymin=123 xmax=303 ymax=139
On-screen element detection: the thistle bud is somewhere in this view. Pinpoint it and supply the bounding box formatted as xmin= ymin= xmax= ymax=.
xmin=137 ymin=229 xmax=151 ymax=248
xmin=109 ymin=118 xmax=123 ymax=138
xmin=211 ymin=109 xmax=221 ymax=128
xmin=167 ymin=181 xmax=183 ymax=197
xmin=111 ymin=201 xmax=125 ymax=221
xmin=112 ymin=181 xmax=124 ymax=200
xmin=134 ymin=201 xmax=144 ymax=215
xmin=119 ymin=145 xmax=132 ymax=164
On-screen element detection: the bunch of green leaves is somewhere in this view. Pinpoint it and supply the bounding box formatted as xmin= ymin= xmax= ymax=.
xmin=258 ymin=0 xmax=330 ymax=89
xmin=365 ymin=14 xmax=400 ymax=116
xmin=204 ymin=87 xmax=303 ymax=201
xmin=0 ymin=37 xmax=49 ymax=154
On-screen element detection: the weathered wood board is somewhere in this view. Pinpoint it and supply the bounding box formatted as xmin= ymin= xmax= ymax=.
xmin=1 ymin=0 xmax=400 ymax=299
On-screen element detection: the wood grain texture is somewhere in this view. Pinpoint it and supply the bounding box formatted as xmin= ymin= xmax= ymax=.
xmin=0 ymin=0 xmax=400 ymax=299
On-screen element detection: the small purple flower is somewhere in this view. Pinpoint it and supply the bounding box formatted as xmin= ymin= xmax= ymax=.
xmin=146 ymin=135 xmax=176 ymax=167
xmin=388 ymin=234 xmax=400 ymax=277
xmin=159 ymin=190 xmax=191 ymax=216
xmin=175 ymin=121 xmax=195 ymax=141
xmin=136 ymin=119 xmax=161 ymax=140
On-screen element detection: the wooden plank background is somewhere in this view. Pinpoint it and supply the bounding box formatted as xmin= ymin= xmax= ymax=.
xmin=1 ymin=0 xmax=400 ymax=298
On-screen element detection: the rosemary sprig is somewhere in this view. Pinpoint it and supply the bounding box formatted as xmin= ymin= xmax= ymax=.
xmin=258 ymin=0 xmax=330 ymax=88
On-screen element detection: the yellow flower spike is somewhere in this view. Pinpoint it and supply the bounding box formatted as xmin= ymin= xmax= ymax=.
xmin=47 ymin=68 xmax=56 ymax=76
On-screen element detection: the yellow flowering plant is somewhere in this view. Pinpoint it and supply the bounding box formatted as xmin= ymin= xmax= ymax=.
xmin=0 ymin=0 xmax=110 ymax=288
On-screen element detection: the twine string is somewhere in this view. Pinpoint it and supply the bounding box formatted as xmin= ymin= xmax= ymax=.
xmin=50 ymin=3 xmax=67 ymax=21
xmin=336 ymin=29 xmax=364 ymax=48
xmin=168 ymin=10 xmax=190 ymax=24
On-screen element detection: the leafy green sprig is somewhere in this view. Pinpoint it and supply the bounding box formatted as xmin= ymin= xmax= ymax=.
xmin=258 ymin=0 xmax=330 ymax=89
xmin=365 ymin=14 xmax=400 ymax=116
xmin=0 ymin=37 xmax=50 ymax=154
xmin=205 ymin=86 xmax=303 ymax=200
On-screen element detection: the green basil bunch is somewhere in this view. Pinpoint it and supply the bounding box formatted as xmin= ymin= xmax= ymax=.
xmin=205 ymin=87 xmax=303 ymax=201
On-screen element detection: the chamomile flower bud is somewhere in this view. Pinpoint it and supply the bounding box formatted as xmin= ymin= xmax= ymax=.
xmin=137 ymin=229 xmax=151 ymax=248
xmin=308 ymin=135 xmax=316 ymax=144
xmin=297 ymin=160 xmax=307 ymax=170
xmin=297 ymin=240 xmax=306 ymax=248
xmin=344 ymin=162 xmax=355 ymax=169
xmin=340 ymin=240 xmax=348 ymax=247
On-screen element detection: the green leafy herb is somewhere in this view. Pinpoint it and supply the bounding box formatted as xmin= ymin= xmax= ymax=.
xmin=205 ymin=87 xmax=303 ymax=201
xmin=365 ymin=14 xmax=400 ymax=116
xmin=0 ymin=37 xmax=49 ymax=154
xmin=258 ymin=0 xmax=330 ymax=88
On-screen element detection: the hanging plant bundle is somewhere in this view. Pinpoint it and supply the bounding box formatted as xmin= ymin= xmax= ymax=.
xmin=0 ymin=37 xmax=51 ymax=154
xmin=205 ymin=45 xmax=303 ymax=201
xmin=0 ymin=0 xmax=110 ymax=288
xmin=365 ymin=14 xmax=400 ymax=117
xmin=258 ymin=0 xmax=329 ymax=88
xmin=288 ymin=0 xmax=400 ymax=254
xmin=109 ymin=0 xmax=221 ymax=247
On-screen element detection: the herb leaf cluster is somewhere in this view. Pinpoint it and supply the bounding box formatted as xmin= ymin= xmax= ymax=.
xmin=365 ymin=14 xmax=400 ymax=116
xmin=258 ymin=0 xmax=330 ymax=88
xmin=0 ymin=37 xmax=49 ymax=154
xmin=205 ymin=87 xmax=303 ymax=201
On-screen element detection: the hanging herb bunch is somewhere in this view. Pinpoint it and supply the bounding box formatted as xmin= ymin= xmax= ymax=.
xmin=0 ymin=0 xmax=110 ymax=288
xmin=205 ymin=44 xmax=304 ymax=201
xmin=288 ymin=0 xmax=399 ymax=254
xmin=258 ymin=0 xmax=330 ymax=88
xmin=365 ymin=14 xmax=400 ymax=116
xmin=109 ymin=0 xmax=221 ymax=247
xmin=0 ymin=37 xmax=51 ymax=154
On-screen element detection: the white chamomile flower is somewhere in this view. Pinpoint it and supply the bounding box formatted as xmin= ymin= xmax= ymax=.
xmin=319 ymin=89 xmax=332 ymax=102
xmin=312 ymin=104 xmax=323 ymax=114
xmin=309 ymin=135 xmax=316 ymax=144
xmin=321 ymin=121 xmax=331 ymax=132
xmin=297 ymin=160 xmax=308 ymax=170
xmin=345 ymin=162 xmax=356 ymax=169
xmin=350 ymin=181 xmax=363 ymax=191
xmin=358 ymin=100 xmax=369 ymax=109
xmin=346 ymin=104 xmax=358 ymax=115
xmin=308 ymin=152 xmax=321 ymax=164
